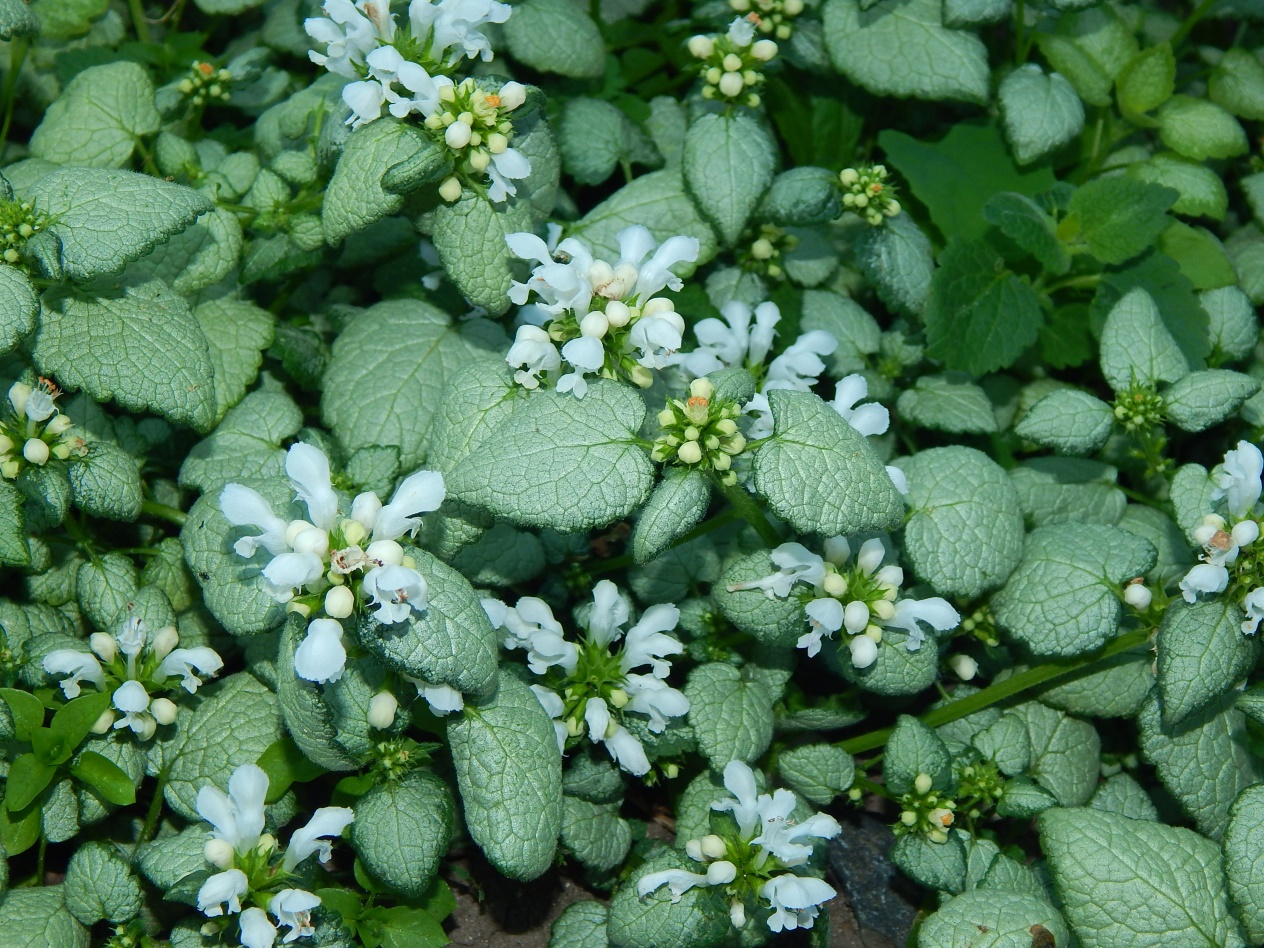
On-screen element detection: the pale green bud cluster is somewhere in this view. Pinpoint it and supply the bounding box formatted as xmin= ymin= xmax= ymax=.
xmin=0 ymin=198 xmax=49 ymax=266
xmin=959 ymin=604 xmax=1000 ymax=648
xmin=730 ymin=0 xmax=804 ymax=39
xmin=427 ymin=78 xmax=526 ymax=202
xmin=652 ymin=378 xmax=747 ymax=485
xmin=688 ymin=22 xmax=778 ymax=108
xmin=1111 ymin=382 xmax=1165 ymax=433
xmin=839 ymin=164 xmax=902 ymax=226
xmin=894 ymin=771 xmax=956 ymax=844
xmin=739 ymin=222 xmax=796 ymax=280
xmin=177 ymin=61 xmax=233 ymax=107
xmin=956 ymin=760 xmax=1004 ymax=820
xmin=1 ymin=380 xmax=87 ymax=480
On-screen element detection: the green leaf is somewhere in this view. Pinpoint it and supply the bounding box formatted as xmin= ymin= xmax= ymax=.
xmin=451 ymin=524 xmax=545 ymax=587
xmin=971 ymin=711 xmax=1032 ymax=776
xmin=714 ymin=551 xmax=808 ymax=647
xmin=275 ymin=618 xmax=360 ymax=773
xmin=25 ymin=169 xmax=213 ymax=282
xmin=1138 ymin=691 xmax=1260 ymax=841
xmin=180 ymin=389 xmax=301 ymax=495
xmin=5 ymin=753 xmax=55 ymax=811
xmin=1227 ymin=224 xmax=1264 ymax=305
xmin=352 ymin=771 xmax=454 ymax=899
xmin=632 ymin=468 xmax=711 ymax=565
xmin=1116 ymin=43 xmax=1175 ymax=114
xmin=1164 ymin=369 xmax=1259 ymax=432
xmin=685 ymin=663 xmax=775 ymax=768
xmin=1156 ymin=96 xmax=1249 ymax=161
xmin=606 ymin=848 xmax=730 ymax=948
xmin=1159 ymin=222 xmax=1237 ymax=291
xmin=1014 ymin=389 xmax=1114 ymax=455
xmin=776 ymin=744 xmax=855 ymax=805
xmin=835 ymin=627 xmax=940 ymax=696
xmin=561 ymin=796 xmax=632 ymax=872
xmin=920 ymin=889 xmax=1070 ymax=946
xmin=891 ymin=832 xmax=966 ymax=893
xmin=0 ymin=0 xmax=39 ymax=39
xmin=322 ymin=300 xmax=505 ymax=470
xmin=76 ymin=552 xmax=139 ymax=631
xmin=0 ymin=264 xmax=37 ymax=357
xmin=0 ymin=688 xmax=45 ymax=742
xmin=504 ymin=0 xmax=604 ymax=78
xmin=68 ymin=439 xmax=142 ymax=521
xmin=255 ymin=735 xmax=330 ymax=802
xmin=570 ymin=169 xmax=717 ymax=266
xmin=1095 ymin=252 xmax=1209 ymax=367
xmin=34 ymin=281 xmax=215 ymax=431
xmin=0 ymin=479 xmax=29 ymax=567
xmin=752 ymin=389 xmax=904 ymax=537
xmin=63 ymin=841 xmax=142 ymax=925
xmin=324 ymin=120 xmax=419 ymax=245
xmin=1098 ymin=287 xmax=1189 ymax=392
xmin=550 ymin=901 xmax=609 ymax=948
xmin=993 ymin=523 xmax=1154 ymax=657
xmin=1209 ymin=48 xmax=1264 ymax=120
xmin=1128 ymin=154 xmax=1228 ymax=221
xmin=896 ymin=446 xmax=1024 ymax=597
xmin=1203 ymin=286 xmax=1258 ymax=363
xmin=193 ymin=298 xmax=274 ymax=423
xmin=68 ymin=751 xmax=135 ymax=806
xmin=448 ymin=669 xmax=562 ymax=881
xmin=1036 ymin=643 xmax=1153 ymax=718
xmin=447 ymin=381 xmax=655 ymax=533
xmin=126 ymin=207 xmax=243 ymax=296
xmin=558 ymin=98 xmax=657 ymax=188
xmin=999 ymin=64 xmax=1084 ymax=165
xmin=854 ymin=211 xmax=934 ymax=317
xmin=761 ymin=167 xmax=844 ymax=227
xmin=358 ymin=547 xmax=499 ymax=696
xmin=982 ymin=191 xmax=1070 ymax=275
xmin=47 ymin=693 xmax=113 ymax=765
xmin=683 ymin=112 xmax=776 ymax=247
xmin=1009 ymin=701 xmax=1100 ymax=807
xmin=823 ymin=0 xmax=988 ymax=103
xmin=923 ymin=238 xmax=1044 ymax=375
xmin=1039 ymin=806 xmax=1248 ymax=947
xmin=896 ymin=373 xmax=999 ymax=434
xmin=1064 ymin=177 xmax=1176 ymax=266
xmin=800 ymin=289 xmax=882 ymax=376
xmin=0 ymin=887 xmax=89 ymax=948
xmin=430 ymin=189 xmax=534 ymax=315
xmin=425 ymin=363 xmax=520 ymax=475
xmin=1088 ymin=772 xmax=1158 ymax=821
xmin=886 ymin=714 xmax=954 ymax=795
xmin=164 ymin=673 xmax=281 ymax=819
xmin=1225 ymin=785 xmax=1264 ymax=943
xmin=29 ymin=63 xmax=159 ymax=168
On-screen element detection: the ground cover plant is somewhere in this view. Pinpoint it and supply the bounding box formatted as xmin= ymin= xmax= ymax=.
xmin=0 ymin=0 xmax=1262 ymax=944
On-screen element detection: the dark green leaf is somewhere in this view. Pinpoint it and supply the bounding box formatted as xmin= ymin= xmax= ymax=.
xmin=70 ymin=750 xmax=137 ymax=806
xmin=5 ymin=753 xmax=57 ymax=811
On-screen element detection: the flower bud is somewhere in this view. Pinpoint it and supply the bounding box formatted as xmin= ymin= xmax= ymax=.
xmin=713 ymin=452 xmax=732 ymax=471
xmin=286 ymin=601 xmax=312 ymax=618
xmin=698 ymin=834 xmax=727 ymax=860
xmin=706 ymin=860 xmax=737 ymax=884
xmin=204 ymin=838 xmax=236 ymax=870
xmin=152 ymin=625 xmax=180 ymax=660
xmin=678 ymin=441 xmax=703 ymax=465
xmin=1122 ymin=583 xmax=1152 ymax=610
xmin=292 ymin=527 xmax=329 ymax=558
xmin=900 ymin=810 xmax=917 ymax=826
xmin=90 ymin=632 xmax=118 ymax=663
xmin=729 ymin=899 xmax=746 ymax=929
xmin=839 ymin=168 xmax=859 ymax=187
xmin=257 ymin=833 xmax=277 ymax=855
xmin=22 ymin=438 xmax=48 ymax=465
xmin=629 ymin=365 xmax=654 ymax=388
xmin=468 ymin=149 xmax=491 ymax=172
xmin=439 ymin=176 xmax=463 ymax=202
xmin=822 ymin=572 xmax=848 ymax=597
xmin=914 ymin=772 xmax=933 ymax=795
xmin=751 ymin=39 xmax=778 ymax=60
xmin=366 ymin=538 xmax=404 ymax=566
xmin=848 ymin=634 xmax=878 ymax=668
xmin=722 ymin=53 xmax=743 ymax=72
xmin=342 ymin=517 xmax=369 ymax=547
xmin=445 ymin=121 xmax=472 ymax=149
xmin=325 ymin=585 xmax=355 ymax=619
xmin=580 ymin=311 xmax=609 ymax=338
xmin=368 ymin=691 xmax=399 ymax=729
xmin=718 ymin=72 xmax=744 ymax=98
xmin=929 ymin=808 xmax=954 ymax=829
xmin=843 ymin=600 xmax=870 ymax=634
xmin=686 ymin=838 xmax=704 ymax=861
xmin=498 ymin=81 xmax=527 ymax=111
xmin=605 ymin=300 xmax=632 ymax=328
xmin=46 ymin=414 xmax=72 ymax=436
xmin=948 ymin=654 xmax=978 ymax=681
xmin=784 ymin=0 xmax=804 ymax=12
xmin=750 ymin=237 xmax=775 ymax=260
xmin=91 ymin=709 xmax=116 ymax=734
xmin=1233 ymin=519 xmax=1260 ymax=548
xmin=151 ymin=697 xmax=179 ymax=725
xmin=0 ymin=434 xmax=11 ymax=455
xmin=487 ymin=132 xmax=508 ymax=154
xmin=688 ymin=35 xmax=714 ymax=58
xmin=566 ymin=715 xmax=583 ymax=737
xmin=608 ymin=687 xmax=630 ymax=708
xmin=871 ymin=599 xmax=895 ymax=621
xmin=658 ymin=408 xmax=676 ymax=427
xmin=641 ymin=296 xmax=676 ymax=316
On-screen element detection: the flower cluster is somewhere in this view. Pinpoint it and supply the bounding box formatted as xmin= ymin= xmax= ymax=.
xmin=687 ymin=17 xmax=778 ymax=108
xmin=196 ymin=764 xmax=354 ymax=948
xmin=1 ymin=379 xmax=87 ymax=479
xmin=639 ymin=761 xmax=840 ymax=932
xmin=730 ymin=0 xmax=804 ymax=39
xmin=487 ymin=581 xmax=690 ymax=776
xmin=739 ymin=224 xmax=796 ymax=280
xmin=43 ymin=612 xmax=223 ymax=740
xmin=504 ymin=225 xmax=700 ymax=396
xmin=893 ymin=772 xmax=956 ymax=844
xmin=729 ymin=536 xmax=959 ymax=667
xmin=1111 ymin=380 xmax=1165 ymax=433
xmin=1179 ymin=441 xmax=1264 ymax=633
xmin=652 ymin=378 xmax=747 ymax=485
xmin=178 ymin=61 xmax=233 ymax=107
xmin=0 ymin=196 xmax=50 ymax=266
xmin=220 ymin=443 xmax=445 ymax=684
xmin=426 ymin=78 xmax=530 ymax=203
xmin=839 ymin=165 xmax=901 ymax=226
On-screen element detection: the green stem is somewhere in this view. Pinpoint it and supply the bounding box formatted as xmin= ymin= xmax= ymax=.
xmin=128 ymin=0 xmax=153 ymax=43
xmin=138 ymin=773 xmax=167 ymax=847
xmin=142 ymin=500 xmax=188 ymax=527
xmin=715 ymin=478 xmax=782 ymax=548
xmin=838 ymin=628 xmax=1152 ymax=754
xmin=0 ymin=38 xmax=28 ymax=148
xmin=62 ymin=516 xmax=101 ymax=567
xmin=1044 ymin=272 xmax=1103 ymax=295
xmin=36 ymin=835 xmax=46 ymax=884
xmin=1169 ymin=0 xmax=1217 ymax=47
xmin=1014 ymin=0 xmax=1029 ymax=65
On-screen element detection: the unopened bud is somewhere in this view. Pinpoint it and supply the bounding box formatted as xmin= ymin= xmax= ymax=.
xmin=751 ymin=39 xmax=777 ymax=60
xmin=90 ymin=633 xmax=118 ymax=663
xmin=325 ymin=585 xmax=355 ymax=619
xmin=718 ymin=72 xmax=744 ymax=98
xmin=151 ymin=625 xmax=180 ymax=660
xmin=23 ymin=438 xmax=49 ymax=465
xmin=445 ymin=121 xmax=472 ymax=149
xmin=608 ymin=688 xmax=629 ymax=709
xmin=1122 ymin=583 xmax=1152 ymax=610
xmin=1233 ymin=520 xmax=1260 ymax=548
xmin=580 ymin=311 xmax=609 ymax=338
xmin=341 ymin=518 xmax=369 ymax=547
xmin=687 ymin=35 xmax=714 ymax=58
xmin=948 ymin=653 xmax=978 ymax=681
xmin=605 ymin=300 xmax=632 ymax=328
xmin=91 ymin=710 xmax=116 ymax=734
xmin=151 ymin=697 xmax=179 ymax=725
xmin=468 ymin=150 xmax=491 ymax=172
xmin=438 ymin=176 xmax=463 ymax=202
xmin=629 ymin=365 xmax=654 ymax=388
xmin=914 ymin=772 xmax=933 ymax=795
xmin=365 ymin=539 xmax=404 ymax=566
xmin=204 ymin=838 xmax=235 ymax=869
xmin=46 ymin=415 xmax=72 ymax=436
xmin=706 ymin=860 xmax=737 ymax=884
xmin=678 ymin=440 xmax=703 ymax=464
xmin=848 ymin=634 xmax=878 ymax=668
xmin=368 ymin=691 xmax=399 ymax=729
xmin=700 ymin=834 xmax=728 ymax=859
xmin=822 ymin=572 xmax=848 ymax=597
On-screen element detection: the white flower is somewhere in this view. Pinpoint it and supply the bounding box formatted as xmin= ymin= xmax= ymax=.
xmin=676 ymin=300 xmax=780 ymax=377
xmin=156 ymin=647 xmax=224 ymax=694
xmin=262 ymin=551 xmax=326 ymax=603
xmin=585 ymin=697 xmax=651 ymax=775
xmin=43 ymin=649 xmax=105 ymax=699
xmin=712 ymin=759 xmax=761 ymax=837
xmin=293 ymin=618 xmax=348 ymax=684
xmin=198 ymin=868 xmax=249 ymax=918
xmin=220 ymin=485 xmax=289 ymax=558
xmin=505 ymin=324 xmax=562 ymax=389
xmin=499 ymin=596 xmax=578 ymax=673
xmin=726 ymin=543 xmax=826 ymax=599
xmin=882 ymin=597 xmax=959 ymax=651
xmin=506 ymin=232 xmax=596 ymax=315
xmin=762 ymin=874 xmax=835 ymax=932
xmin=486 ymin=147 xmax=532 ymax=203
xmin=616 ymin=225 xmax=700 ymax=300
xmin=111 ymin=679 xmax=154 ymax=738
xmin=1212 ymin=441 xmax=1264 ymax=520
xmin=1180 ymin=562 xmax=1230 ymax=603
xmin=305 ymin=0 xmax=390 ymax=78
xmin=587 ymin=579 xmax=631 ymax=646
xmin=407 ymin=676 xmax=465 ymax=716
xmin=116 ymin=616 xmax=146 ymax=661
xmin=383 ymin=55 xmax=454 ymax=120
xmin=287 ymin=443 xmax=339 ymax=531
xmin=799 ymin=598 xmax=842 ymax=657
xmin=750 ymin=790 xmax=840 ymax=866
xmin=623 ymin=674 xmax=689 ymax=733
xmin=530 ymin=683 xmax=568 ymax=752
xmin=362 ymin=564 xmax=428 ymax=623
xmin=637 ymin=860 xmax=736 ymax=901
xmin=1243 ymin=588 xmax=1264 ymax=634
xmin=198 ymin=763 xmax=269 ymax=856
xmin=630 ymin=307 xmax=686 ymax=369
xmin=239 ymin=906 xmax=279 ymax=948
xmin=727 ymin=15 xmax=756 ymax=45
xmin=342 ymin=78 xmax=390 ymax=128
xmin=271 ymin=888 xmax=321 ymax=943
xmin=763 ymin=330 xmax=837 ymax=391
xmin=282 ymin=806 xmax=356 ymax=871
xmin=620 ymin=603 xmax=684 ymax=678
xmin=374 ymin=470 xmax=446 ymax=540
xmin=408 ymin=0 xmax=512 ymax=64
xmin=829 ymin=375 xmax=889 ymax=437
xmin=23 ymin=387 xmax=56 ymax=422
xmin=742 ymin=391 xmax=774 ymax=440
xmin=557 ymin=335 xmax=606 ymax=399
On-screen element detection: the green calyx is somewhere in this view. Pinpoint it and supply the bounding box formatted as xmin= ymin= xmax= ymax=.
xmin=652 ymin=378 xmax=747 ymax=484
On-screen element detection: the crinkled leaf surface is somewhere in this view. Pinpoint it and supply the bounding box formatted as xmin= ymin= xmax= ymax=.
xmin=1014 ymin=389 xmax=1114 ymax=455
xmin=1157 ymin=600 xmax=1258 ymax=728
xmin=352 ymin=771 xmax=454 ymax=898
xmin=685 ymin=662 xmax=774 ymax=768
xmin=683 ymin=112 xmax=776 ymax=247
xmin=29 ymin=63 xmax=159 ymax=168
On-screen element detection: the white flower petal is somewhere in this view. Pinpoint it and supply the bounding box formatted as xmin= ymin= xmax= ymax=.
xmin=282 ymin=806 xmax=356 ymax=871
xmin=293 ymin=619 xmax=347 ymax=684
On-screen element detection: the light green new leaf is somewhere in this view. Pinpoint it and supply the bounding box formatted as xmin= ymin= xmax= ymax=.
xmin=685 ymin=663 xmax=774 ymax=768
xmin=1156 ymin=96 xmax=1249 ymax=161
xmin=25 ymin=169 xmax=213 ymax=282
xmin=776 ymin=744 xmax=855 ymax=805
xmin=632 ymin=468 xmax=711 ymax=565
xmin=0 ymin=887 xmax=88 ymax=948
xmin=1089 ymin=772 xmax=1158 ymax=821
xmin=1116 ymin=43 xmax=1175 ymax=115
xmin=448 ymin=670 xmax=562 ymax=881
xmin=1157 ymin=600 xmax=1258 ymax=728
xmin=431 ymin=189 xmax=534 ymax=315
xmin=1225 ymin=785 xmax=1264 ymax=943
xmin=180 ymin=389 xmax=301 ymax=495
xmin=323 ymin=119 xmax=419 ymax=245
xmin=982 ymin=192 xmax=1070 ymax=275
xmin=29 ymin=63 xmax=159 ymax=168
xmin=1098 ymin=287 xmax=1189 ymax=392
xmin=1128 ymin=154 xmax=1228 ymax=221
xmin=570 ymin=169 xmax=718 ymax=266
xmin=1065 ymin=177 xmax=1176 ymax=267
xmin=0 ymin=265 xmax=37 ymax=356
xmin=753 ymin=389 xmax=904 ymax=537
xmin=1209 ymin=48 xmax=1264 ymax=121
xmin=1163 ymin=370 xmax=1259 ymax=432
xmin=35 ymin=281 xmax=216 ymax=432
xmin=322 ymin=300 xmax=505 ymax=470
xmin=606 ymin=848 xmax=730 ymax=948
xmin=561 ymin=797 xmax=633 ymax=872
xmin=897 ymin=374 xmax=998 ymax=434
xmin=993 ymin=523 xmax=1154 ymax=656
xmin=823 ymin=0 xmax=989 ymax=103
xmin=68 ymin=440 xmax=141 ymax=522
xmin=919 ymin=888 xmax=1069 ymax=948
xmin=998 ymin=64 xmax=1084 ymax=165
xmin=1009 ymin=701 xmax=1100 ymax=807
xmin=448 ymin=381 xmax=655 ymax=533
xmin=886 ymin=714 xmax=954 ymax=794
xmin=164 ymin=673 xmax=281 ymax=819
xmin=896 ymin=446 xmax=1024 ymax=597
xmin=1015 ymin=389 xmax=1114 ymax=455
xmin=683 ymin=112 xmax=776 ymax=247
xmin=63 ymin=842 xmax=142 ymax=925
xmin=194 ymin=298 xmax=275 ymax=423
xmin=1040 ymin=806 xmax=1247 ymax=947
xmin=357 ymin=548 xmax=499 ymax=696
xmin=352 ymin=771 xmax=454 ymax=899
xmin=504 ymin=0 xmax=604 ymax=78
